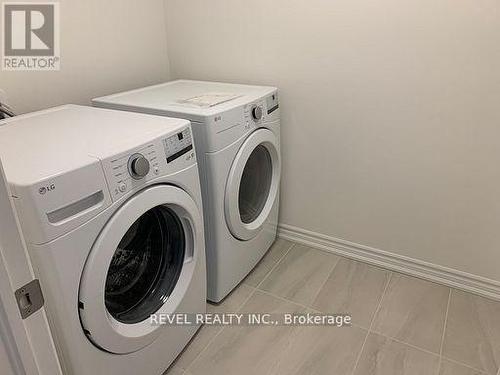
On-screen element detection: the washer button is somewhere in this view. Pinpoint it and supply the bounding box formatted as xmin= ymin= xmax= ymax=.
xmin=154 ymin=166 xmax=160 ymax=175
xmin=118 ymin=183 xmax=127 ymax=193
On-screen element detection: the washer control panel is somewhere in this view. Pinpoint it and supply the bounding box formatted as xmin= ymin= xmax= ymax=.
xmin=266 ymin=92 xmax=279 ymax=115
xmin=106 ymin=143 xmax=159 ymax=199
xmin=102 ymin=127 xmax=195 ymax=201
xmin=163 ymin=128 xmax=193 ymax=164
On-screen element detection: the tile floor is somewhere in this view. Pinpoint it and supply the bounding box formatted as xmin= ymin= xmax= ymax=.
xmin=166 ymin=239 xmax=500 ymax=375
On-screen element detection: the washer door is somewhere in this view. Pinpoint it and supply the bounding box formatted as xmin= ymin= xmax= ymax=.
xmin=78 ymin=185 xmax=203 ymax=354
xmin=225 ymin=128 xmax=281 ymax=240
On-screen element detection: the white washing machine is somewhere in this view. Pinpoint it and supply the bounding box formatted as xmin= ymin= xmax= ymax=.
xmin=94 ymin=80 xmax=281 ymax=302
xmin=0 ymin=105 xmax=206 ymax=374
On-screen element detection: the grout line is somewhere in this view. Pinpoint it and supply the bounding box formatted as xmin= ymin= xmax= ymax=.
xmin=182 ymin=239 xmax=493 ymax=375
xmin=436 ymin=289 xmax=452 ymax=374
xmin=256 ymin=240 xmax=340 ymax=310
xmin=183 ymin=286 xmax=259 ymax=372
xmin=369 ymin=329 xmax=442 ymax=358
xmin=439 ymin=289 xmax=452 ymax=356
xmin=368 ymin=271 xmax=393 ymax=328
xmin=308 ymin=252 xmax=342 ymax=308
xmin=437 ymin=359 xmax=443 ymax=375
xmin=254 ymin=241 xmax=386 ymax=331
xmin=256 ymin=240 xmax=477 ymax=373
xmin=181 ymin=325 xmax=223 ymax=372
xmin=348 ymin=327 xmax=371 ymax=373
xmin=238 ymin=286 xmax=259 ymax=311
xmin=255 ymin=242 xmax=296 ymax=290
xmin=182 ymin=242 xmax=295 ymax=372
xmin=254 ymin=242 xmax=395 ymax=326
xmin=441 ymin=355 xmax=490 ymax=374
xmin=182 ymin=241 xmax=298 ymax=372
xmin=343 ymin=285 xmax=488 ymax=375
xmin=251 ymin=241 xmax=342 ymax=316
xmin=256 ymin=284 xmax=370 ymax=330
xmin=256 ymin=288 xmax=316 ymax=313
xmin=350 ymin=271 xmax=394 ymax=375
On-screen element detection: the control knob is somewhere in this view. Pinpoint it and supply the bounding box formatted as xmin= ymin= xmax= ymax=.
xmin=251 ymin=106 xmax=263 ymax=121
xmin=128 ymin=154 xmax=150 ymax=179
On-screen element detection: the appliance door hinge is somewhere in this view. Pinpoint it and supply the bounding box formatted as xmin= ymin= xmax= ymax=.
xmin=15 ymin=279 xmax=45 ymax=319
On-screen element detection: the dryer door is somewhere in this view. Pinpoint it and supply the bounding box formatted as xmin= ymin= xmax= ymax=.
xmin=225 ymin=128 xmax=281 ymax=240
xmin=78 ymin=185 xmax=203 ymax=354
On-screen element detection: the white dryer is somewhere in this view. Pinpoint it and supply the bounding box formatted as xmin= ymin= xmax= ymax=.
xmin=94 ymin=80 xmax=281 ymax=302
xmin=0 ymin=105 xmax=206 ymax=374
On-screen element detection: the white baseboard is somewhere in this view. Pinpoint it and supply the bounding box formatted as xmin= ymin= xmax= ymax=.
xmin=278 ymin=223 xmax=500 ymax=301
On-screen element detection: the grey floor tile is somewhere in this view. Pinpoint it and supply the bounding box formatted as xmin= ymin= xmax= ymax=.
xmin=439 ymin=359 xmax=485 ymax=375
xmin=236 ymin=288 xmax=306 ymax=315
xmin=172 ymin=284 xmax=254 ymax=371
xmin=312 ymin=259 xmax=391 ymax=329
xmin=163 ymin=366 xmax=185 ymax=375
xmin=353 ymin=332 xmax=440 ymax=375
xmin=271 ymin=324 xmax=367 ymax=375
xmin=188 ymin=290 xmax=305 ymax=375
xmin=171 ymin=324 xmax=222 ymax=372
xmin=244 ymin=239 xmax=294 ymax=287
xmin=259 ymin=244 xmax=339 ymax=306
xmin=371 ymin=273 xmax=449 ymax=353
xmin=170 ymin=240 xmax=500 ymax=375
xmin=442 ymin=290 xmax=500 ymax=374
xmin=207 ymin=283 xmax=255 ymax=313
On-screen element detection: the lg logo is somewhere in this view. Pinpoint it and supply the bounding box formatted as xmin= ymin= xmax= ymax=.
xmin=38 ymin=184 xmax=56 ymax=195
xmin=2 ymin=2 xmax=60 ymax=71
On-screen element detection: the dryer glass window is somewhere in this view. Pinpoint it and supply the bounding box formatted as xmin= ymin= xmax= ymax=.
xmin=239 ymin=144 xmax=273 ymax=224
xmin=104 ymin=206 xmax=185 ymax=324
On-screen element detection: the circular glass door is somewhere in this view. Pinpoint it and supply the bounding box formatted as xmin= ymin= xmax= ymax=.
xmin=105 ymin=206 xmax=185 ymax=324
xmin=238 ymin=145 xmax=273 ymax=224
xmin=79 ymin=185 xmax=203 ymax=354
xmin=225 ymin=128 xmax=281 ymax=241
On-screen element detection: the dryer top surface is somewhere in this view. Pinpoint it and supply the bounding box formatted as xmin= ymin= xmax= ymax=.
xmin=93 ymin=80 xmax=277 ymax=121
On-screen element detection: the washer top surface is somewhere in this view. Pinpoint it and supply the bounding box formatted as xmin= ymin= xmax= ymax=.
xmin=0 ymin=105 xmax=189 ymax=186
xmin=93 ymin=80 xmax=277 ymax=120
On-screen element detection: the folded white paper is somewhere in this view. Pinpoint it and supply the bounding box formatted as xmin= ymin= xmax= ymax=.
xmin=176 ymin=92 xmax=242 ymax=108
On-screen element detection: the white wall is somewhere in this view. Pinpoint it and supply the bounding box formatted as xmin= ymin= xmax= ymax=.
xmin=0 ymin=0 xmax=170 ymax=114
xmin=165 ymin=0 xmax=500 ymax=283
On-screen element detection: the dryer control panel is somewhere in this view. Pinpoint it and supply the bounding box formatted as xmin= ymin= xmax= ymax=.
xmin=243 ymin=92 xmax=279 ymax=126
xmin=199 ymin=90 xmax=280 ymax=153
xmin=101 ymin=126 xmax=195 ymax=201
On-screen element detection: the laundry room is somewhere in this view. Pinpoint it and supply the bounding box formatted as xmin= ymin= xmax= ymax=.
xmin=1 ymin=1 xmax=500 ymax=374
